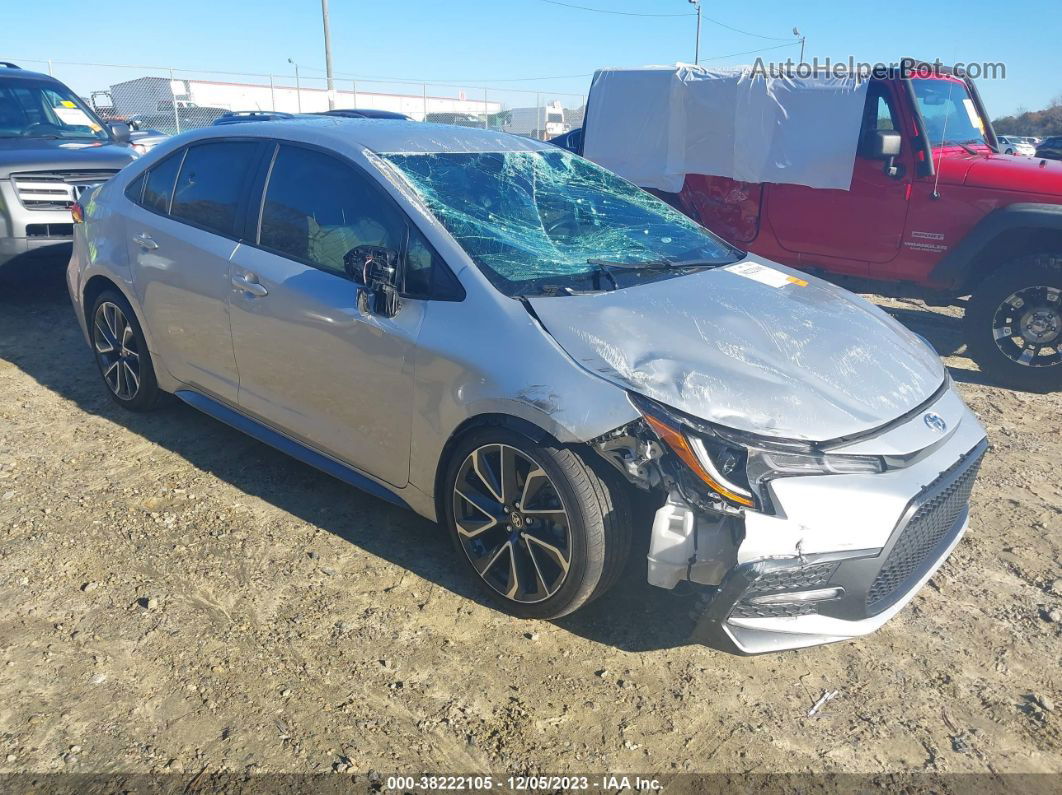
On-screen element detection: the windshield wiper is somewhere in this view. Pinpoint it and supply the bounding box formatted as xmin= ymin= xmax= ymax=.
xmin=943 ymin=139 xmax=979 ymax=155
xmin=587 ymin=257 xmax=724 ymax=271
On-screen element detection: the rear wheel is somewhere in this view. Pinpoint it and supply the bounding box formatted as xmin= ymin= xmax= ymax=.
xmin=442 ymin=428 xmax=631 ymax=619
xmin=90 ymin=290 xmax=162 ymax=410
xmin=966 ymin=254 xmax=1062 ymax=391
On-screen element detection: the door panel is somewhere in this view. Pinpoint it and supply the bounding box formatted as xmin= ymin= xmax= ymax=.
xmin=125 ymin=204 xmax=240 ymax=401
xmin=123 ymin=140 xmax=264 ymax=403
xmin=228 ymin=245 xmax=423 ymax=487
xmin=765 ymin=82 xmax=912 ymax=273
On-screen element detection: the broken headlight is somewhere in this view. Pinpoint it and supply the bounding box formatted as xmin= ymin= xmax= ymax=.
xmin=631 ymin=394 xmax=884 ymax=512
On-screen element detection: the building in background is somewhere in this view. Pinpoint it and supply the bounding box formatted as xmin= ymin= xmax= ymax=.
xmin=105 ymin=76 xmax=502 ymax=130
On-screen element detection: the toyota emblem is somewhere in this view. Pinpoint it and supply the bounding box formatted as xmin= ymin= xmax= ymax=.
xmin=923 ymin=412 xmax=947 ymax=433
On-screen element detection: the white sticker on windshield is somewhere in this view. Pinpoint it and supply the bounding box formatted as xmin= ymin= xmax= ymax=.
xmin=53 ymin=106 xmax=95 ymax=128
xmin=725 ymin=261 xmax=807 ymax=288
xmin=962 ymin=98 xmax=984 ymax=134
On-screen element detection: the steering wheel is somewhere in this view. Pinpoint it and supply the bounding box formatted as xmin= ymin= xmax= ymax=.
xmin=21 ymin=122 xmax=63 ymax=136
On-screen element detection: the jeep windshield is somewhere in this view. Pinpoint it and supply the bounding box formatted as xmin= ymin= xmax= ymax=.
xmin=912 ymin=77 xmax=989 ymax=149
xmin=0 ymin=77 xmax=109 ymax=141
xmin=380 ymin=149 xmax=741 ymax=296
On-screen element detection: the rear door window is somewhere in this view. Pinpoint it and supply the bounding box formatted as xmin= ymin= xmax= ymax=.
xmin=171 ymin=141 xmax=261 ymax=236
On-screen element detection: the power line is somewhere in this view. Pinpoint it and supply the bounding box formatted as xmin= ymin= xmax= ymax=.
xmin=533 ymin=0 xmax=694 ymax=18
xmin=531 ymin=0 xmax=793 ymax=42
xmin=700 ymin=14 xmax=796 ymax=42
xmin=301 ymin=65 xmax=595 ymax=84
xmin=699 ymin=41 xmax=800 ymax=61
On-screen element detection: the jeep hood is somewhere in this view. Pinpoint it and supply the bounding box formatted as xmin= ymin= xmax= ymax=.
xmin=527 ymin=260 xmax=945 ymax=442
xmin=0 ymin=139 xmax=136 ymax=178
xmin=939 ymin=150 xmax=1062 ymax=195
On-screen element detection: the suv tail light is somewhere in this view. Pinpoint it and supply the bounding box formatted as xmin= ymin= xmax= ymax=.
xmin=70 ymin=201 xmax=84 ymax=224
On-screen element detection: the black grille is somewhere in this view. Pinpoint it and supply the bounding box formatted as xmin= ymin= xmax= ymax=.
xmin=731 ymin=601 xmax=817 ymax=619
xmin=746 ymin=562 xmax=838 ymax=597
xmin=865 ymin=451 xmax=983 ymax=612
xmin=26 ymin=223 xmax=74 ymax=238
xmin=730 ymin=561 xmax=839 ymax=619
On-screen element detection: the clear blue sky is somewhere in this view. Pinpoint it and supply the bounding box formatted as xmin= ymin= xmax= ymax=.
xmin=6 ymin=0 xmax=1058 ymax=116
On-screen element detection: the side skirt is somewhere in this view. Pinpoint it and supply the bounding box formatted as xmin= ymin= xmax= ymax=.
xmin=174 ymin=389 xmax=411 ymax=510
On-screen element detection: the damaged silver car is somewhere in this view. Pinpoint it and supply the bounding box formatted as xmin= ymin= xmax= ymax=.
xmin=67 ymin=118 xmax=988 ymax=654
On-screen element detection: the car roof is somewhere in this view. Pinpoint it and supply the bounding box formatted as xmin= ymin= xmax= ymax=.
xmin=320 ymin=108 xmax=411 ymax=120
xmin=173 ymin=115 xmax=550 ymax=155
xmin=0 ymin=65 xmax=62 ymax=83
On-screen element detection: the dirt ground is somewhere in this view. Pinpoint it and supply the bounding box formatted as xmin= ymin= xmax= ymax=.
xmin=0 ymin=263 xmax=1059 ymax=785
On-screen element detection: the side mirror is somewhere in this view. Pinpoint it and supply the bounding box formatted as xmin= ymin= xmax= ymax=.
xmin=862 ymin=129 xmax=902 ymax=159
xmin=109 ymin=121 xmax=131 ymax=143
xmin=345 ymin=245 xmax=401 ymax=318
xmin=861 ymin=130 xmax=903 ymax=178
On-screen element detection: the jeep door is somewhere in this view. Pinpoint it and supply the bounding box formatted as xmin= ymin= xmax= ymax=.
xmin=765 ymin=81 xmax=912 ymax=273
xmin=227 ymin=142 xmax=426 ymax=488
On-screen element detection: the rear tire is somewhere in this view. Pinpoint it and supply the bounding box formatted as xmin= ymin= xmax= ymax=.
xmin=89 ymin=290 xmax=162 ymax=411
xmin=965 ymin=254 xmax=1062 ymax=392
xmin=441 ymin=427 xmax=632 ymax=619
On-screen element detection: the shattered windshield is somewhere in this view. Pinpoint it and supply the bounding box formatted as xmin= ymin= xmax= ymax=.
xmin=380 ymin=149 xmax=740 ymax=296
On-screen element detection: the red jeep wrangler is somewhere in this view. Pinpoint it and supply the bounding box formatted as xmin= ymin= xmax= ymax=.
xmin=564 ymin=63 xmax=1062 ymax=391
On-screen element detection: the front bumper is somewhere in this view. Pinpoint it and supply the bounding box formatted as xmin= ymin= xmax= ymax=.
xmin=648 ymin=389 xmax=989 ymax=654
xmin=0 ymin=236 xmax=73 ymax=268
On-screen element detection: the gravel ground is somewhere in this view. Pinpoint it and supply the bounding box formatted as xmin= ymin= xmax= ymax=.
xmin=0 ymin=264 xmax=1059 ymax=783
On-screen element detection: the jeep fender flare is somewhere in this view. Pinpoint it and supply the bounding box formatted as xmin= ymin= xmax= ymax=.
xmin=930 ymin=203 xmax=1062 ymax=290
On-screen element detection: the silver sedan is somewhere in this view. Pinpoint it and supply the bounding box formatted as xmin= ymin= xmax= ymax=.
xmin=67 ymin=118 xmax=987 ymax=654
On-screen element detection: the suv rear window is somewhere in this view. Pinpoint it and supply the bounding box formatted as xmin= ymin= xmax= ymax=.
xmin=171 ymin=141 xmax=260 ymax=236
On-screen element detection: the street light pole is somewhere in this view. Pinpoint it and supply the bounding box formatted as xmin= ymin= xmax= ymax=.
xmin=288 ymin=57 xmax=302 ymax=113
xmin=689 ymin=0 xmax=701 ymax=65
xmin=321 ymin=0 xmax=336 ymax=110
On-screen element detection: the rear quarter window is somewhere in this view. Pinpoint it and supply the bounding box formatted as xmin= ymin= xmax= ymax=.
xmin=140 ymin=152 xmax=183 ymax=214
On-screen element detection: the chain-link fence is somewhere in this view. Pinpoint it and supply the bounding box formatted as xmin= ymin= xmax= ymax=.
xmin=13 ymin=58 xmax=588 ymax=141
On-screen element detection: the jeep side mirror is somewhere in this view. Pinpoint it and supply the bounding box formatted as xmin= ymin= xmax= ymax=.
xmin=109 ymin=121 xmax=131 ymax=143
xmin=346 ymin=245 xmax=401 ymax=318
xmin=861 ymin=130 xmax=903 ymax=177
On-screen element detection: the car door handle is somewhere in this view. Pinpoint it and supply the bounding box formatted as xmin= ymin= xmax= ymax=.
xmin=231 ymin=273 xmax=268 ymax=297
xmin=132 ymin=233 xmax=158 ymax=250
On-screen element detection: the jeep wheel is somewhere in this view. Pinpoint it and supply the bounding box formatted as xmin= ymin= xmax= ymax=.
xmin=966 ymin=254 xmax=1062 ymax=391
xmin=441 ymin=428 xmax=632 ymax=620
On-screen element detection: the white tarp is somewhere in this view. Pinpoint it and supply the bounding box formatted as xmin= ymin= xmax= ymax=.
xmin=582 ymin=64 xmax=869 ymax=193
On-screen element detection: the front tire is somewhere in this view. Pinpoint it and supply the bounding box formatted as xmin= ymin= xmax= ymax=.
xmin=90 ymin=290 xmax=162 ymax=410
xmin=441 ymin=428 xmax=632 ymax=619
xmin=966 ymin=254 xmax=1062 ymax=391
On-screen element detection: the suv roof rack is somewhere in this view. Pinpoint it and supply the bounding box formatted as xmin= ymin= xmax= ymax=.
xmin=0 ymin=61 xmax=21 ymax=69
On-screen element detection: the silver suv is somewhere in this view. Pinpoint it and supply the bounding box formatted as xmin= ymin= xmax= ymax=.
xmin=0 ymin=63 xmax=135 ymax=272
xmin=67 ymin=118 xmax=988 ymax=654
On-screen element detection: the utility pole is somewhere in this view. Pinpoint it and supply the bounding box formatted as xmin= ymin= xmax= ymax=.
xmin=288 ymin=57 xmax=302 ymax=113
xmin=321 ymin=0 xmax=336 ymax=109
xmin=794 ymin=28 xmax=806 ymax=64
xmin=689 ymin=0 xmax=701 ymax=65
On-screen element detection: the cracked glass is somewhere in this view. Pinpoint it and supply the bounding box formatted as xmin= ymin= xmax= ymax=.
xmin=380 ymin=150 xmax=739 ymax=296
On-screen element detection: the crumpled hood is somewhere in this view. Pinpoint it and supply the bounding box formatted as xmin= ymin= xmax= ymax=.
xmin=527 ymin=259 xmax=945 ymax=442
